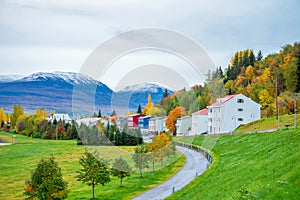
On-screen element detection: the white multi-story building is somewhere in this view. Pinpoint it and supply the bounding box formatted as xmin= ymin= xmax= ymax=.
xmin=207 ymin=94 xmax=261 ymax=134
xmin=176 ymin=116 xmax=192 ymax=136
xmin=191 ymin=108 xmax=208 ymax=135
xmin=148 ymin=117 xmax=166 ymax=135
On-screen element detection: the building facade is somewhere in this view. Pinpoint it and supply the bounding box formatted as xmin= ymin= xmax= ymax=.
xmin=175 ymin=116 xmax=192 ymax=136
xmin=148 ymin=116 xmax=166 ymax=135
xmin=191 ymin=108 xmax=208 ymax=135
xmin=128 ymin=114 xmax=145 ymax=128
xmin=207 ymin=94 xmax=261 ymax=134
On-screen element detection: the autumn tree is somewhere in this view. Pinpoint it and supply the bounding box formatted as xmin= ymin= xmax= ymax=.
xmin=132 ymin=145 xmax=149 ymax=178
xmin=0 ymin=108 xmax=6 ymax=127
xmin=24 ymin=157 xmax=68 ymax=200
xmin=111 ymin=157 xmax=131 ymax=187
xmin=165 ymin=106 xmax=186 ymax=135
xmin=11 ymin=104 xmax=24 ymax=129
xmin=147 ymin=133 xmax=172 ymax=170
xmin=77 ymin=151 xmax=111 ymax=200
xmin=143 ymin=94 xmax=153 ymax=115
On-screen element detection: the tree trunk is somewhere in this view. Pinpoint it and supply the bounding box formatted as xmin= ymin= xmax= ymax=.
xmin=152 ymin=161 xmax=154 ymax=172
xmin=92 ymin=182 xmax=95 ymax=200
xmin=120 ymin=177 xmax=123 ymax=187
xmin=139 ymin=167 xmax=143 ymax=178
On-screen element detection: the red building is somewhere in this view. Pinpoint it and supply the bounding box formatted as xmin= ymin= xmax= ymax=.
xmin=128 ymin=114 xmax=145 ymax=128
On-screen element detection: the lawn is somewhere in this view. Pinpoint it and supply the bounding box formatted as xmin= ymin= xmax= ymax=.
xmin=0 ymin=131 xmax=186 ymax=200
xmin=169 ymin=129 xmax=300 ymax=199
xmin=235 ymin=114 xmax=300 ymax=133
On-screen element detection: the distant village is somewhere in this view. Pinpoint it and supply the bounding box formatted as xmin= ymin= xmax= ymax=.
xmin=51 ymin=94 xmax=261 ymax=137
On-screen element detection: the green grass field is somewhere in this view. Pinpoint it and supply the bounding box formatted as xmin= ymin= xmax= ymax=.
xmin=0 ymin=132 xmax=186 ymax=200
xmin=169 ymin=129 xmax=300 ymax=199
xmin=235 ymin=114 xmax=300 ymax=133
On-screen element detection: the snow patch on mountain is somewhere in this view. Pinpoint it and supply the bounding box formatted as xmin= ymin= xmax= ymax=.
xmin=118 ymin=83 xmax=173 ymax=93
xmin=17 ymin=72 xmax=98 ymax=85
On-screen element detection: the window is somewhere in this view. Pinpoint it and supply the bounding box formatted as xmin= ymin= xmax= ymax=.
xmin=209 ymin=126 xmax=212 ymax=133
xmin=209 ymin=108 xmax=212 ymax=113
xmin=208 ymin=118 xmax=212 ymax=122
xmin=238 ymin=118 xmax=243 ymax=121
xmin=238 ymin=108 xmax=243 ymax=112
xmin=237 ymin=99 xmax=244 ymax=103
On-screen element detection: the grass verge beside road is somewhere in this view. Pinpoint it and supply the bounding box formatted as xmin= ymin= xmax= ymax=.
xmin=170 ymin=129 xmax=300 ymax=199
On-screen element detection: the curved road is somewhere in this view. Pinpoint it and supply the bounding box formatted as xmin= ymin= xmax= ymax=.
xmin=133 ymin=146 xmax=208 ymax=200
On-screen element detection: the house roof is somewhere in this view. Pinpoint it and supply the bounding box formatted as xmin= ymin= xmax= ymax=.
xmin=193 ymin=108 xmax=208 ymax=115
xmin=208 ymin=95 xmax=237 ymax=107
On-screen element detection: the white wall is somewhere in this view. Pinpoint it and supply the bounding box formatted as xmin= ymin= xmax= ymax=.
xmin=208 ymin=94 xmax=261 ymax=134
xmin=191 ymin=114 xmax=208 ymax=135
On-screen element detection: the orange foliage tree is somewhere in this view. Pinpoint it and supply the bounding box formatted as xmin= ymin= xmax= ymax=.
xmin=165 ymin=106 xmax=186 ymax=135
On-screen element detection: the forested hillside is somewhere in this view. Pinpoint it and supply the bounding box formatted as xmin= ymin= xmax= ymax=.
xmin=157 ymin=42 xmax=300 ymax=118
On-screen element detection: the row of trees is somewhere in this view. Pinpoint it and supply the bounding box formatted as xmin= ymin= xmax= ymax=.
xmin=24 ymin=154 xmax=132 ymax=200
xmin=24 ymin=132 xmax=174 ymax=200
xmin=77 ymin=123 xmax=143 ymax=146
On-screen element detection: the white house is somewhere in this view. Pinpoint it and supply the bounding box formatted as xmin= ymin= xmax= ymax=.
xmin=48 ymin=114 xmax=72 ymax=123
xmin=175 ymin=116 xmax=192 ymax=136
xmin=191 ymin=108 xmax=208 ymax=135
xmin=76 ymin=117 xmax=109 ymax=127
xmin=116 ymin=116 xmax=128 ymax=131
xmin=148 ymin=116 xmax=167 ymax=135
xmin=207 ymin=94 xmax=261 ymax=134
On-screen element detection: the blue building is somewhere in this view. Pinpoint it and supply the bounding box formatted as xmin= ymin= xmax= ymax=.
xmin=138 ymin=116 xmax=153 ymax=129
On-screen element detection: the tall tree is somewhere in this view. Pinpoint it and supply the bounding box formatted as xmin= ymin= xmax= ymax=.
xmin=77 ymin=151 xmax=111 ymax=200
xmin=257 ymin=50 xmax=263 ymax=61
xmin=24 ymin=157 xmax=68 ymax=200
xmin=143 ymin=94 xmax=153 ymax=115
xmin=97 ymin=109 xmax=102 ymax=118
xmin=11 ymin=104 xmax=24 ymax=129
xmin=163 ymin=88 xmax=169 ymax=98
xmin=165 ymin=106 xmax=186 ymax=135
xmin=132 ymin=145 xmax=149 ymax=178
xmin=111 ymin=157 xmax=131 ymax=187
xmin=137 ymin=104 xmax=142 ymax=114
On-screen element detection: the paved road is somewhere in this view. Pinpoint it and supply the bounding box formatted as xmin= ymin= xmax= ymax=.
xmin=133 ymin=146 xmax=208 ymax=200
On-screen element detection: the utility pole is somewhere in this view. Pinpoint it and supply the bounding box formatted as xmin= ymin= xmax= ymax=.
xmin=275 ymin=74 xmax=279 ymax=120
xmin=295 ymin=93 xmax=298 ymax=128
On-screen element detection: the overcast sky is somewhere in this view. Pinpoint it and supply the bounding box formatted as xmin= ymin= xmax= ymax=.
xmin=0 ymin=0 xmax=299 ymax=90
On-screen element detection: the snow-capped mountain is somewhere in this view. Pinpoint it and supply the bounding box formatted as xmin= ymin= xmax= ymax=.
xmin=17 ymin=72 xmax=98 ymax=85
xmin=0 ymin=75 xmax=24 ymax=82
xmin=0 ymin=72 xmax=174 ymax=114
xmin=119 ymin=83 xmax=168 ymax=93
xmin=113 ymin=83 xmax=174 ymax=110
xmin=0 ymin=72 xmax=112 ymax=114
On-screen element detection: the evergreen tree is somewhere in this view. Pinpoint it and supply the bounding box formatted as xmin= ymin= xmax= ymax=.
xmin=24 ymin=157 xmax=68 ymax=200
xmin=97 ymin=109 xmax=102 ymax=118
xmin=137 ymin=104 xmax=142 ymax=114
xmin=163 ymin=88 xmax=169 ymax=98
xmin=257 ymin=50 xmax=263 ymax=61
xmin=111 ymin=110 xmax=116 ymax=117
xmin=249 ymin=50 xmax=256 ymax=66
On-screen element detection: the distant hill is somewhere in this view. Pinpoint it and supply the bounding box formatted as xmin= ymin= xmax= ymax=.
xmin=0 ymin=72 xmax=174 ymax=115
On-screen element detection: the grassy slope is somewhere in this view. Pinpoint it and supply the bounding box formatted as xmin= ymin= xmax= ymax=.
xmin=0 ymin=132 xmax=186 ymax=200
xmin=235 ymin=114 xmax=300 ymax=133
xmin=169 ymin=129 xmax=300 ymax=199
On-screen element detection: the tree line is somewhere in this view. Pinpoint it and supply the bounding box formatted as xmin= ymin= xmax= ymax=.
xmin=77 ymin=123 xmax=143 ymax=146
